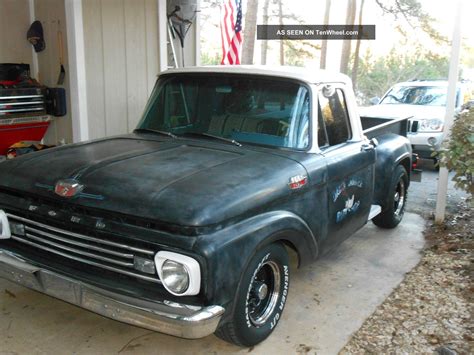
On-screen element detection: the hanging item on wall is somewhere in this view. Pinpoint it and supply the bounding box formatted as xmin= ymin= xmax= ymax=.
xmin=27 ymin=21 xmax=45 ymax=53
xmin=167 ymin=0 xmax=198 ymax=67
xmin=56 ymin=20 xmax=66 ymax=85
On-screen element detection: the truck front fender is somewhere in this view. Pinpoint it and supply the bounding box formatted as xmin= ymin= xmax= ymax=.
xmin=193 ymin=210 xmax=318 ymax=307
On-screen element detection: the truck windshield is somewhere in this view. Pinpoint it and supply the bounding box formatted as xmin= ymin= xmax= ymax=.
xmin=137 ymin=75 xmax=310 ymax=149
xmin=380 ymin=85 xmax=453 ymax=106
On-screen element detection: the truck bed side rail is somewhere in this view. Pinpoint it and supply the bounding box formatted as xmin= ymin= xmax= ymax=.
xmin=361 ymin=116 xmax=412 ymax=139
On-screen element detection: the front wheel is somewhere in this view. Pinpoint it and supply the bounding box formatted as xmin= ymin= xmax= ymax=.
xmin=373 ymin=165 xmax=408 ymax=229
xmin=215 ymin=243 xmax=290 ymax=347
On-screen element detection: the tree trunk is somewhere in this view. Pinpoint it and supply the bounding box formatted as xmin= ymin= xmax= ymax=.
xmin=260 ymin=0 xmax=271 ymax=65
xmin=241 ymin=0 xmax=259 ymax=64
xmin=351 ymin=0 xmax=365 ymax=89
xmin=339 ymin=0 xmax=356 ymax=74
xmin=278 ymin=0 xmax=284 ymax=65
xmin=320 ymin=0 xmax=331 ymax=69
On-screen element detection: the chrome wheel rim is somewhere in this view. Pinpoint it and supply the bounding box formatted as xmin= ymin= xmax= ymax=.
xmin=394 ymin=179 xmax=405 ymax=216
xmin=247 ymin=261 xmax=281 ymax=326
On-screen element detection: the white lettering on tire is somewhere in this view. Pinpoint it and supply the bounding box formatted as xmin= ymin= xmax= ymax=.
xmin=270 ymin=265 xmax=289 ymax=330
xmin=244 ymin=251 xmax=289 ymax=330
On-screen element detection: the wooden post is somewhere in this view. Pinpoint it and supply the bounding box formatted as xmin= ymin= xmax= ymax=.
xmin=65 ymin=0 xmax=89 ymax=143
xmin=435 ymin=0 xmax=463 ymax=223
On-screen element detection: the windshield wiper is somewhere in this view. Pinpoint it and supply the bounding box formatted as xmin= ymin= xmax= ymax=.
xmin=134 ymin=128 xmax=177 ymax=139
xmin=181 ymin=132 xmax=242 ymax=147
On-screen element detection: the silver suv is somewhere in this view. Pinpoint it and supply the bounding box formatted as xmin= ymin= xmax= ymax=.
xmin=362 ymin=80 xmax=473 ymax=161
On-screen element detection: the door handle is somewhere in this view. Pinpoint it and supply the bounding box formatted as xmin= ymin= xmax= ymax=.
xmin=361 ymin=138 xmax=378 ymax=152
xmin=361 ymin=143 xmax=373 ymax=151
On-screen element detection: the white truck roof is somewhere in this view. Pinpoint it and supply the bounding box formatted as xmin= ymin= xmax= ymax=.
xmin=160 ymin=65 xmax=352 ymax=86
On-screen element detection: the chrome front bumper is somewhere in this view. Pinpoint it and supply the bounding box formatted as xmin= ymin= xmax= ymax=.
xmin=0 ymin=250 xmax=225 ymax=339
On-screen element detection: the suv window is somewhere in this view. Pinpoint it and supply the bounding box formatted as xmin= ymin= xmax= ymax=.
xmin=318 ymin=88 xmax=351 ymax=147
xmin=380 ymin=85 xmax=453 ymax=106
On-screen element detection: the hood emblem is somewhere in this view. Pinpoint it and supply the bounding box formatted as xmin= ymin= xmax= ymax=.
xmin=54 ymin=179 xmax=84 ymax=198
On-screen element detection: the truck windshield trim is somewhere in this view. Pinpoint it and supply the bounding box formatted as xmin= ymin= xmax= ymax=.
xmin=137 ymin=74 xmax=312 ymax=151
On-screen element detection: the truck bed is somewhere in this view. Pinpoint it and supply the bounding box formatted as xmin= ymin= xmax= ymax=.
xmin=360 ymin=116 xmax=410 ymax=139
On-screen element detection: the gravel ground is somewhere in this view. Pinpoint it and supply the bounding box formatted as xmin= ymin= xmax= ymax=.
xmin=341 ymin=202 xmax=473 ymax=354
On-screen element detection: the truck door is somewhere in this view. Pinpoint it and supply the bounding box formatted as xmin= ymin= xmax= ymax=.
xmin=317 ymin=85 xmax=376 ymax=249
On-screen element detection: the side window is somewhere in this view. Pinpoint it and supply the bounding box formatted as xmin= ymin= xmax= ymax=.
xmin=318 ymin=87 xmax=351 ymax=147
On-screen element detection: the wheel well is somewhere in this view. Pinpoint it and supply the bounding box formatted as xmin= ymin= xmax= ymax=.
xmin=399 ymin=157 xmax=411 ymax=186
xmin=255 ymin=227 xmax=318 ymax=269
xmin=281 ymin=240 xmax=300 ymax=268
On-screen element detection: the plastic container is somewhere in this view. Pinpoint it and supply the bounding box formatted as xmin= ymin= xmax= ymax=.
xmin=0 ymin=116 xmax=51 ymax=155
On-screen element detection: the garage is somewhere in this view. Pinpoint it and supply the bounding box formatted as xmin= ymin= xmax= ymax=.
xmin=0 ymin=0 xmax=199 ymax=154
xmin=0 ymin=0 xmax=472 ymax=353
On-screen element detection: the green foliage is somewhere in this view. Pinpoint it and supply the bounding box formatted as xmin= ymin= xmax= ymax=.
xmin=374 ymin=0 xmax=447 ymax=43
xmin=201 ymin=52 xmax=221 ymax=65
xmin=284 ymin=40 xmax=320 ymax=67
xmin=354 ymin=49 xmax=449 ymax=104
xmin=437 ymin=108 xmax=474 ymax=197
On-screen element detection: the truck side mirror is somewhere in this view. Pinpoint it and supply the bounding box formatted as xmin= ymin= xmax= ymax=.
xmin=369 ymin=97 xmax=380 ymax=105
xmin=321 ymin=85 xmax=335 ymax=98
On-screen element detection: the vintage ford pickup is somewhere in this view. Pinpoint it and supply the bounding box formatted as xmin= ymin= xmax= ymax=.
xmin=0 ymin=66 xmax=413 ymax=346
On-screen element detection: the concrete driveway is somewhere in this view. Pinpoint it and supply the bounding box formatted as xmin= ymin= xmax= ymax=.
xmin=0 ymin=213 xmax=424 ymax=355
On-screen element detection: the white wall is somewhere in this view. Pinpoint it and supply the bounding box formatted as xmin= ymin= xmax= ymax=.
xmin=82 ymin=0 xmax=160 ymax=139
xmin=34 ymin=0 xmax=73 ymax=145
xmin=0 ymin=0 xmax=33 ymax=67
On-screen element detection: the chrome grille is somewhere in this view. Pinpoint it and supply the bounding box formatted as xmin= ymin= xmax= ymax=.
xmin=6 ymin=213 xmax=161 ymax=284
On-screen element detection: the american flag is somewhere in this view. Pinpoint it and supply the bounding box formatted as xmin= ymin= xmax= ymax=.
xmin=220 ymin=0 xmax=243 ymax=65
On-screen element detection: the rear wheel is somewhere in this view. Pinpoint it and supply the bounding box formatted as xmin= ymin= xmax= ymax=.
xmin=373 ymin=165 xmax=408 ymax=229
xmin=215 ymin=243 xmax=290 ymax=347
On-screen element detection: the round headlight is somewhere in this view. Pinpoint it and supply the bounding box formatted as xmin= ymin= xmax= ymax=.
xmin=155 ymin=251 xmax=201 ymax=296
xmin=161 ymin=260 xmax=189 ymax=294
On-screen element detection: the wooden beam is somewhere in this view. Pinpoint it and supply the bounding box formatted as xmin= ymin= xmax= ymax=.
xmin=64 ymin=0 xmax=89 ymax=143
xmin=435 ymin=0 xmax=463 ymax=223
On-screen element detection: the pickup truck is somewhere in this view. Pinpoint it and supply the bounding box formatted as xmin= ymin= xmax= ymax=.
xmin=0 ymin=66 xmax=413 ymax=347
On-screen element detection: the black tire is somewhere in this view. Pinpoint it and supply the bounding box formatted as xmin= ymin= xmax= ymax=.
xmin=373 ymin=165 xmax=408 ymax=229
xmin=215 ymin=243 xmax=290 ymax=347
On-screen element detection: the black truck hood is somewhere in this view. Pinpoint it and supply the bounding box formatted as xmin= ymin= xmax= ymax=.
xmin=0 ymin=135 xmax=307 ymax=227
